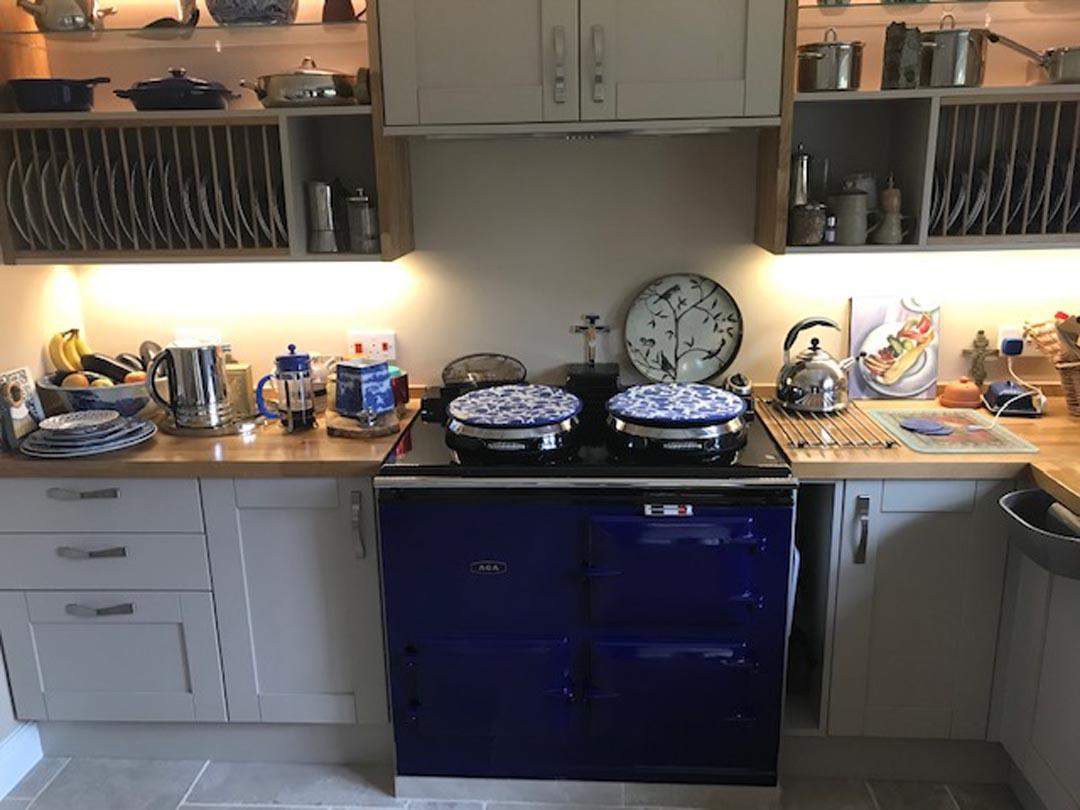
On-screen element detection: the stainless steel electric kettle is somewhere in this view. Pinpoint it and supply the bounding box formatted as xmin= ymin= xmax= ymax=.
xmin=776 ymin=317 xmax=858 ymax=414
xmin=146 ymin=340 xmax=234 ymax=429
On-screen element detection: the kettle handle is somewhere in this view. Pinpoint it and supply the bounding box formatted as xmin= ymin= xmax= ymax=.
xmin=145 ymin=350 xmax=173 ymax=413
xmin=255 ymin=374 xmax=280 ymax=420
xmin=784 ymin=317 xmax=842 ymax=353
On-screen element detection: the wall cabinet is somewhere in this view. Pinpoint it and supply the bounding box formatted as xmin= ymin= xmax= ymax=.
xmin=828 ymin=480 xmax=1010 ymax=740
xmin=378 ymin=0 xmax=786 ymax=131
xmin=998 ymin=549 xmax=1080 ymax=810
xmin=203 ymin=478 xmax=388 ymax=726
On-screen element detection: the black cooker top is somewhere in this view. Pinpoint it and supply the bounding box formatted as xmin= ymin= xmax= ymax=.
xmin=379 ymin=415 xmax=792 ymax=480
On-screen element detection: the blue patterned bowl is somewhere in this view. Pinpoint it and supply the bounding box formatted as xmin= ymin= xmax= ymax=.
xmin=205 ymin=0 xmax=297 ymax=25
xmin=37 ymin=379 xmax=150 ymax=418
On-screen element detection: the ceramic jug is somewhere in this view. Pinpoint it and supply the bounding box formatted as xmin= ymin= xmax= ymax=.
xmin=828 ymin=183 xmax=880 ymax=246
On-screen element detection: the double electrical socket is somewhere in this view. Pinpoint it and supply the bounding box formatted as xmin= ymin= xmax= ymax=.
xmin=347 ymin=330 xmax=397 ymax=362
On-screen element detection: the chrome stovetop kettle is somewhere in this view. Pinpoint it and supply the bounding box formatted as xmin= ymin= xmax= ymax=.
xmin=776 ymin=317 xmax=857 ymax=414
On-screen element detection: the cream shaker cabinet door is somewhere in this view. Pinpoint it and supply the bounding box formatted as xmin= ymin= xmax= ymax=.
xmin=0 ymin=591 xmax=225 ymax=723
xmin=379 ymin=0 xmax=579 ymax=126
xmin=579 ymin=0 xmax=785 ymax=122
xmin=203 ymin=478 xmax=387 ymax=725
xmin=828 ymin=480 xmax=1010 ymax=740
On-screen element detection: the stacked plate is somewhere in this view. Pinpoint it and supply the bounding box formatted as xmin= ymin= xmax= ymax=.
xmin=20 ymin=410 xmax=157 ymax=458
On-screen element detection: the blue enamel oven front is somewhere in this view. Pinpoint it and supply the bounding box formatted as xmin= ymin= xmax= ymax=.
xmin=377 ymin=485 xmax=795 ymax=785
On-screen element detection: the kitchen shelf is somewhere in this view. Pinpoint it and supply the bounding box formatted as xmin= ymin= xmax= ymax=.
xmin=797 ymin=86 xmax=1080 ymax=103
xmin=0 ymin=19 xmax=366 ymax=47
xmin=0 ymin=107 xmax=373 ymax=125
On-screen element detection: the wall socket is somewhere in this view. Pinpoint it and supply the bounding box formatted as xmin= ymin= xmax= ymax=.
xmin=997 ymin=324 xmax=1027 ymax=355
xmin=347 ymin=330 xmax=397 ymax=362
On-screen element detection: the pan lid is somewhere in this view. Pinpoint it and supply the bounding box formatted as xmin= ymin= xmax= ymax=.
xmin=799 ymin=28 xmax=864 ymax=49
xmin=126 ymin=67 xmax=231 ymax=93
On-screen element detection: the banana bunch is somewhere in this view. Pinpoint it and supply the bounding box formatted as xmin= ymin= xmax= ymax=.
xmin=47 ymin=329 xmax=93 ymax=373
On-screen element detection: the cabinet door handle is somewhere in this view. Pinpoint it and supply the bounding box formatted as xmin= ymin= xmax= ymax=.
xmin=65 ymin=602 xmax=134 ymax=618
xmin=591 ymin=24 xmax=606 ymax=103
xmin=552 ymin=25 xmax=567 ymax=103
xmin=47 ymin=487 xmax=120 ymax=501
xmin=56 ymin=546 xmax=128 ymax=560
xmin=855 ymin=495 xmax=871 ymax=565
xmin=351 ymin=490 xmax=367 ymax=560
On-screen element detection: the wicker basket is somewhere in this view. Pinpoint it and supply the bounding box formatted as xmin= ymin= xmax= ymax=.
xmin=1058 ymin=362 xmax=1080 ymax=417
xmin=1027 ymin=320 xmax=1066 ymax=363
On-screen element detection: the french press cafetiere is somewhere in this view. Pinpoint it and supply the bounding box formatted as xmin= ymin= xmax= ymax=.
xmin=256 ymin=345 xmax=317 ymax=432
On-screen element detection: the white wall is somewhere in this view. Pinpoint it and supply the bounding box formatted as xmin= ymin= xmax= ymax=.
xmin=0 ymin=266 xmax=83 ymax=381
xmin=74 ymin=134 xmax=1080 ymax=388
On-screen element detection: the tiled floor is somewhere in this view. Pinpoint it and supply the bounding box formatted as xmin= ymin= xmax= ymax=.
xmin=0 ymin=758 xmax=1024 ymax=810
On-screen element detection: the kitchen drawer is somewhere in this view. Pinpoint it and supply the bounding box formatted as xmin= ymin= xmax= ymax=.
xmin=0 ymin=534 xmax=210 ymax=591
xmin=0 ymin=479 xmax=203 ymax=534
xmin=0 ymin=590 xmax=226 ymax=722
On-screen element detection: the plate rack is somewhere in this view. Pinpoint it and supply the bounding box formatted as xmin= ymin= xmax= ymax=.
xmin=932 ymin=98 xmax=1080 ymax=241
xmin=0 ymin=120 xmax=289 ymax=261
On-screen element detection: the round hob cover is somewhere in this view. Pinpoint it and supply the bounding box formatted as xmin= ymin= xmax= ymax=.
xmin=448 ymin=384 xmax=583 ymax=429
xmin=607 ymin=383 xmax=746 ymax=427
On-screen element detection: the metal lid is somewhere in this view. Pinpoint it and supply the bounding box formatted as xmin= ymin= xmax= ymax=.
xmin=607 ymin=383 xmax=746 ymax=427
xmin=129 ymin=67 xmax=230 ymax=93
xmin=799 ymin=28 xmax=864 ymax=49
xmin=275 ymin=344 xmax=311 ymax=373
xmin=289 ymin=56 xmax=348 ymax=77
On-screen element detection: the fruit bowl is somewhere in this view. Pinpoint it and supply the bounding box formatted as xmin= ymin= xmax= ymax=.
xmin=37 ymin=378 xmax=150 ymax=418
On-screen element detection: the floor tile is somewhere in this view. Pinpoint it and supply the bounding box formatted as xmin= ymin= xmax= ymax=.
xmin=948 ymin=783 xmax=1022 ymax=810
xmin=626 ymin=783 xmax=779 ymax=810
xmin=31 ymin=758 xmax=205 ymax=810
xmin=869 ymin=781 xmax=954 ymax=810
xmin=780 ymin=779 xmax=875 ymax=810
xmin=187 ymin=762 xmax=401 ymax=807
xmin=4 ymin=757 xmax=69 ymax=800
xmin=0 ymin=799 xmax=32 ymax=810
xmin=397 ymin=777 xmax=622 ymax=805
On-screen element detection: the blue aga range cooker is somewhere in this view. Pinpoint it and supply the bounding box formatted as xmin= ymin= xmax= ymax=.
xmin=376 ymin=384 xmax=797 ymax=786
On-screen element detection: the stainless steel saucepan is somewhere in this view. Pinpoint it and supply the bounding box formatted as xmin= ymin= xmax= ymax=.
xmin=240 ymin=57 xmax=369 ymax=108
xmin=990 ymin=34 xmax=1080 ymax=85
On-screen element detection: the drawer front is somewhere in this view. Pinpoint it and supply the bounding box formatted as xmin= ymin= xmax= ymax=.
xmin=0 ymin=534 xmax=210 ymax=591
xmin=0 ymin=591 xmax=226 ymax=722
xmin=0 ymin=479 xmax=203 ymax=534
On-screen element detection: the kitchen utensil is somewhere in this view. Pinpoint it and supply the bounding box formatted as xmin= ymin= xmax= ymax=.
xmin=321 ymin=0 xmax=354 ymax=22
xmin=828 ymin=184 xmax=879 ymax=246
xmin=108 ymin=160 xmax=135 ymax=246
xmin=114 ymin=68 xmax=238 ymax=111
xmin=205 ymin=0 xmax=296 ymax=25
xmin=256 ymin=344 xmax=316 ymax=432
xmin=790 ymin=143 xmax=811 ymax=207
xmin=776 ymin=317 xmax=857 ymax=414
xmin=39 ymin=409 xmax=120 ymax=432
xmin=40 ymin=157 xmax=70 ymax=248
xmin=335 ymin=359 xmax=395 ymax=423
xmin=22 ymin=161 xmax=48 ymax=246
xmin=789 ymin=203 xmax=827 ymax=246
xmin=624 ymin=273 xmax=743 ymax=383
xmin=128 ymin=164 xmax=155 ymax=246
xmin=59 ymin=159 xmax=83 ymax=246
xmin=870 ymin=212 xmax=909 ymax=245
xmin=441 ymin=354 xmax=527 ymax=387
xmin=921 ymin=16 xmax=993 ymax=88
xmin=133 ymin=6 xmax=198 ymax=39
xmin=36 ymin=378 xmax=149 ymax=417
xmin=9 ymin=77 xmax=110 ymax=113
xmin=844 ymin=172 xmax=879 ymax=212
xmin=798 ymin=28 xmax=864 ymax=92
xmin=941 ymin=377 xmax=983 ymax=409
xmin=145 ymin=340 xmax=234 ymax=430
xmin=345 ymin=187 xmax=379 ymax=253
xmin=16 ymin=0 xmax=89 ymax=31
xmin=990 ymin=34 xmax=1080 ymax=85
xmin=305 ymin=180 xmax=337 ymax=253
xmin=240 ymin=57 xmax=357 ymax=108
xmin=19 ymin=417 xmax=157 ymax=458
xmin=146 ymin=162 xmax=170 ymax=243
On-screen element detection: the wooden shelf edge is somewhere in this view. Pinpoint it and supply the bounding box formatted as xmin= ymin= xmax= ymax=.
xmin=381 ymin=117 xmax=781 ymax=139
xmin=797 ymin=86 xmax=1080 ymax=104
xmin=0 ymin=107 xmax=373 ymax=127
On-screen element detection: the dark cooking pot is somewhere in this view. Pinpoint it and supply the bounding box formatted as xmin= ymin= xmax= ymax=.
xmin=114 ymin=67 xmax=238 ymax=111
xmin=10 ymin=76 xmax=109 ymax=112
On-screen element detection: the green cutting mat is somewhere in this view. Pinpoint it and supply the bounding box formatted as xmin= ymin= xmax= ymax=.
xmin=869 ymin=409 xmax=1040 ymax=454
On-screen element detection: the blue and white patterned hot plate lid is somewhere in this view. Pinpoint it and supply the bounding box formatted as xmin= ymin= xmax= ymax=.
xmin=448 ymin=385 xmax=583 ymax=429
xmin=607 ymin=383 xmax=746 ymax=426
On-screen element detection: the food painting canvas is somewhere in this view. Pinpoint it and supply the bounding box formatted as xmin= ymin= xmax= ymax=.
xmin=849 ymin=297 xmax=940 ymax=400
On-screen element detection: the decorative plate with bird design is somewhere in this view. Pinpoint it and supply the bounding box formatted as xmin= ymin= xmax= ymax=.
xmin=624 ymin=274 xmax=743 ymax=383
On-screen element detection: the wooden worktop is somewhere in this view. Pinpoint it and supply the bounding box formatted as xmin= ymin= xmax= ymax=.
xmin=759 ymin=398 xmax=1080 ymax=512
xmin=0 ymin=405 xmax=418 ymax=479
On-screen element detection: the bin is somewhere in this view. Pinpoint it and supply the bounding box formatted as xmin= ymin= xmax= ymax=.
xmin=1000 ymin=489 xmax=1080 ymax=580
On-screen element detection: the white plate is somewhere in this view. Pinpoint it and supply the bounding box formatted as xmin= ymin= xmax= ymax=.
xmin=857 ymin=320 xmax=938 ymax=398
xmin=76 ymin=162 xmax=106 ymax=249
xmin=273 ymin=183 xmax=287 ymax=241
xmin=39 ymin=409 xmax=121 ymax=432
xmin=21 ymin=422 xmax=156 ymax=458
xmin=6 ymin=160 xmax=32 ymax=246
xmin=624 ymin=273 xmax=743 ymax=384
xmin=146 ymin=162 xmax=171 ymax=244
xmin=22 ymin=161 xmax=48 ymax=246
xmin=40 ymin=156 xmax=71 ymax=248
xmin=129 ymin=163 xmax=156 ymax=246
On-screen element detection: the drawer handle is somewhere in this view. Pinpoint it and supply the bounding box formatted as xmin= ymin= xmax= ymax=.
xmin=855 ymin=495 xmax=871 ymax=565
xmin=351 ymin=491 xmax=367 ymax=560
xmin=591 ymin=24 xmax=606 ymax=103
xmin=47 ymin=487 xmax=120 ymax=501
xmin=65 ymin=602 xmax=135 ymax=618
xmin=552 ymin=25 xmax=567 ymax=103
xmin=56 ymin=546 xmax=128 ymax=560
